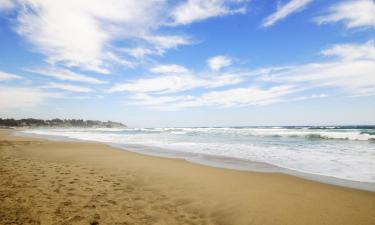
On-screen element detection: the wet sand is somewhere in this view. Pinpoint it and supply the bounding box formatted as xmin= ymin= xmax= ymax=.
xmin=1 ymin=129 xmax=375 ymax=225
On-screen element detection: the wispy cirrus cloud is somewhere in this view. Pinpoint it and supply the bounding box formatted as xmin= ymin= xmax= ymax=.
xmin=321 ymin=41 xmax=375 ymax=61
xmin=120 ymin=34 xmax=192 ymax=59
xmin=259 ymin=40 xmax=375 ymax=96
xmin=207 ymin=55 xmax=232 ymax=71
xmin=2 ymin=1 xmax=373 ymax=115
xmin=27 ymin=67 xmax=106 ymax=84
xmin=108 ymin=74 xmax=200 ymax=93
xmin=142 ymin=35 xmax=192 ymax=54
xmin=6 ymin=0 xmax=246 ymax=74
xmin=0 ymin=70 xmax=23 ymax=81
xmin=42 ymin=82 xmax=94 ymax=93
xmin=170 ymin=0 xmax=247 ymax=26
xmin=108 ymin=72 xmax=243 ymax=94
xmin=121 ymin=40 xmax=375 ymax=110
xmin=127 ymin=93 xmax=195 ymax=109
xmin=108 ymin=59 xmax=245 ymax=94
xmin=127 ymin=85 xmax=296 ymax=110
xmin=10 ymin=0 xmax=184 ymax=73
xmin=261 ymin=0 xmax=312 ymax=28
xmin=314 ymin=0 xmax=375 ymax=30
xmin=150 ymin=64 xmax=189 ymax=74
xmin=121 ymin=47 xmax=156 ymax=59
xmin=14 ymin=0 xmax=155 ymax=73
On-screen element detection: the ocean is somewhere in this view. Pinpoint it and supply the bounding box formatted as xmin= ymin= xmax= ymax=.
xmin=21 ymin=126 xmax=375 ymax=189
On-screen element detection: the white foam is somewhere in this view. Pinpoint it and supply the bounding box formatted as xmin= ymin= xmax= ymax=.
xmin=22 ymin=127 xmax=375 ymax=183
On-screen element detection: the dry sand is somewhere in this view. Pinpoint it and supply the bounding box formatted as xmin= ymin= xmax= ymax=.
xmin=0 ymin=129 xmax=375 ymax=225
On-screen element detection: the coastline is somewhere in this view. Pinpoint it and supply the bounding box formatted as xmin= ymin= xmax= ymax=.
xmin=1 ymin=129 xmax=375 ymax=224
xmin=17 ymin=129 xmax=375 ymax=192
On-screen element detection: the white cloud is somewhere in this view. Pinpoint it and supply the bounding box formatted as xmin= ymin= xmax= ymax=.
xmin=106 ymin=52 xmax=134 ymax=67
xmin=108 ymin=73 xmax=242 ymax=93
xmin=122 ymin=40 xmax=375 ymax=110
xmin=108 ymin=75 xmax=203 ymax=93
xmin=0 ymin=0 xmax=14 ymax=11
xmin=261 ymin=0 xmax=312 ymax=27
xmin=265 ymin=61 xmax=375 ymax=90
xmin=205 ymin=73 xmax=244 ymax=87
xmin=5 ymin=0 xmax=247 ymax=73
xmin=43 ymin=82 xmax=93 ymax=93
xmin=0 ymin=71 xmax=22 ymax=81
xmin=126 ymin=85 xmax=296 ymax=110
xmin=171 ymin=0 xmax=247 ymax=25
xmin=121 ymin=47 xmax=156 ymax=59
xmin=128 ymin=93 xmax=195 ymax=109
xmin=28 ymin=67 xmax=105 ymax=84
xmin=120 ymin=34 xmax=191 ymax=59
xmin=321 ymin=40 xmax=375 ymax=61
xmin=208 ymin=55 xmax=232 ymax=71
xmin=291 ymin=93 xmax=328 ymax=102
xmin=198 ymin=85 xmax=295 ymax=107
xmin=0 ymin=86 xmax=62 ymax=109
xmin=315 ymin=0 xmax=375 ymax=29
xmin=259 ymin=41 xmax=375 ymax=96
xmin=142 ymin=35 xmax=192 ymax=54
xmin=13 ymin=0 xmax=166 ymax=73
xmin=150 ymin=64 xmax=189 ymax=74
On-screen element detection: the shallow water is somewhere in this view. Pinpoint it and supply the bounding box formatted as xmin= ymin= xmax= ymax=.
xmin=22 ymin=126 xmax=375 ymax=185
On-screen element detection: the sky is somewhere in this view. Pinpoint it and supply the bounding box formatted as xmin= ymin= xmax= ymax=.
xmin=0 ymin=0 xmax=374 ymax=127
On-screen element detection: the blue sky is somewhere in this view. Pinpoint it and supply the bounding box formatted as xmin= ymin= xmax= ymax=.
xmin=0 ymin=0 xmax=374 ymax=127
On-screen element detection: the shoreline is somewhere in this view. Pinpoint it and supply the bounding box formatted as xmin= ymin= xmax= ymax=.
xmin=17 ymin=129 xmax=375 ymax=192
xmin=2 ymin=129 xmax=375 ymax=224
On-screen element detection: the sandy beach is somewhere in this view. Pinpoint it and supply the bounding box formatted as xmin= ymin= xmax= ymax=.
xmin=1 ymin=129 xmax=375 ymax=225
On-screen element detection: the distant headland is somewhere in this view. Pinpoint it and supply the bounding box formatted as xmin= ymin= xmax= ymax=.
xmin=0 ymin=118 xmax=126 ymax=128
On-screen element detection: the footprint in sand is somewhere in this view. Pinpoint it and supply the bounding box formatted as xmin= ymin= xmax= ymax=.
xmin=107 ymin=199 xmax=117 ymax=205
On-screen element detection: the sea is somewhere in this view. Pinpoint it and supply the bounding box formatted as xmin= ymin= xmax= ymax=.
xmin=20 ymin=126 xmax=375 ymax=191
